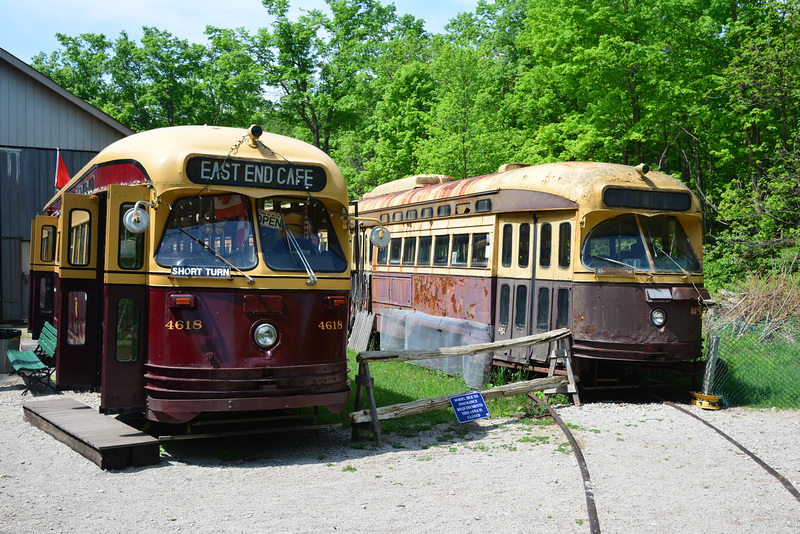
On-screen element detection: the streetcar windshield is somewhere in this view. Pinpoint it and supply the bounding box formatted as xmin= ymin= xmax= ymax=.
xmin=640 ymin=216 xmax=701 ymax=273
xmin=258 ymin=197 xmax=347 ymax=272
xmin=581 ymin=215 xmax=700 ymax=274
xmin=155 ymin=194 xmax=256 ymax=269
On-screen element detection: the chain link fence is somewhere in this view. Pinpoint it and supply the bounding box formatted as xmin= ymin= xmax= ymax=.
xmin=702 ymin=318 xmax=800 ymax=408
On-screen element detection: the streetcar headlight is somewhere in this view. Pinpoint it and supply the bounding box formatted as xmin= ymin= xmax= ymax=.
xmin=254 ymin=323 xmax=279 ymax=349
xmin=650 ymin=309 xmax=667 ymax=327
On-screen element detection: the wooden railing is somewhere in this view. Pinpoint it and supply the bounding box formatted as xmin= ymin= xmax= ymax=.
xmin=350 ymin=328 xmax=578 ymax=446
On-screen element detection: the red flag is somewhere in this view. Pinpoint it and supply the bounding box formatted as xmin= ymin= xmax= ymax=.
xmin=55 ymin=149 xmax=70 ymax=188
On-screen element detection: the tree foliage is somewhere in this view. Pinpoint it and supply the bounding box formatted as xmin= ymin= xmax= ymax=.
xmin=29 ymin=0 xmax=800 ymax=287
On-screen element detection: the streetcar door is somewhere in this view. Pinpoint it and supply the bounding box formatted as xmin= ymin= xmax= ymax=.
xmin=28 ymin=216 xmax=58 ymax=338
xmin=532 ymin=218 xmax=573 ymax=361
xmin=100 ymin=185 xmax=150 ymax=413
xmin=54 ymin=193 xmax=102 ymax=389
xmin=494 ymin=218 xmax=535 ymax=364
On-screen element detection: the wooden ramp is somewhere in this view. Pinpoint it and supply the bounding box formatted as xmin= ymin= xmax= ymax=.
xmin=23 ymin=397 xmax=159 ymax=470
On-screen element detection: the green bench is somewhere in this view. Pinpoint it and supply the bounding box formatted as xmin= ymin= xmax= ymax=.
xmin=6 ymin=322 xmax=57 ymax=395
xmin=35 ymin=321 xmax=57 ymax=367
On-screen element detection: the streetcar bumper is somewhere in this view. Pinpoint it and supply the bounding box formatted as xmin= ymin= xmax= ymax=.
xmin=144 ymin=361 xmax=350 ymax=424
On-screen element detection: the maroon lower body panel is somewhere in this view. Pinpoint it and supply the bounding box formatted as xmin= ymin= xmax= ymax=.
xmin=572 ymin=281 xmax=705 ymax=364
xmin=144 ymin=361 xmax=350 ymax=424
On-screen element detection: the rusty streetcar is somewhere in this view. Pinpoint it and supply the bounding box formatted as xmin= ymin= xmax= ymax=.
xmin=351 ymin=162 xmax=710 ymax=382
xmin=28 ymin=125 xmax=353 ymax=424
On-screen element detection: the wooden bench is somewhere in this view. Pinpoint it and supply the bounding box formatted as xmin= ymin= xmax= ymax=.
xmin=6 ymin=323 xmax=57 ymax=395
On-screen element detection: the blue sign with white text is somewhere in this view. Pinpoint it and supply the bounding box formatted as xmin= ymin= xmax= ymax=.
xmin=450 ymin=392 xmax=490 ymax=423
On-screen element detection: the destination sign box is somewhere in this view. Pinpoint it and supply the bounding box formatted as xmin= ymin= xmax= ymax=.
xmin=185 ymin=157 xmax=327 ymax=192
xmin=449 ymin=392 xmax=490 ymax=424
xmin=170 ymin=266 xmax=232 ymax=279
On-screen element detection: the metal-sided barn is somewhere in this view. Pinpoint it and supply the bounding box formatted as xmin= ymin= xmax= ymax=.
xmin=0 ymin=47 xmax=134 ymax=322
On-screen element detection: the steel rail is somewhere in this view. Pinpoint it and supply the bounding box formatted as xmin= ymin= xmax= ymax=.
xmin=661 ymin=399 xmax=800 ymax=503
xmin=529 ymin=394 xmax=601 ymax=534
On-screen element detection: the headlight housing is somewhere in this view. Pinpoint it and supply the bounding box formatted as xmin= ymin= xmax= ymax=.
xmin=254 ymin=323 xmax=279 ymax=349
xmin=650 ymin=308 xmax=667 ymax=327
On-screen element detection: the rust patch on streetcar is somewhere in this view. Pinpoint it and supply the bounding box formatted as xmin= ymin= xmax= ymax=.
xmin=411 ymin=274 xmax=492 ymax=324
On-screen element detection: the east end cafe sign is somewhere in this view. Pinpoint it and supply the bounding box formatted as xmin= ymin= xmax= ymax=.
xmin=185 ymin=156 xmax=327 ymax=192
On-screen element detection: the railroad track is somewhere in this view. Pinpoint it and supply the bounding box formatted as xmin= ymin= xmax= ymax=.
xmin=531 ymin=394 xmax=800 ymax=533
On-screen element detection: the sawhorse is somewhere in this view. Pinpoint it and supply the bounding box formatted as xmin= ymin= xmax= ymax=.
xmin=351 ymin=362 xmax=382 ymax=446
xmin=543 ymin=348 xmax=580 ymax=407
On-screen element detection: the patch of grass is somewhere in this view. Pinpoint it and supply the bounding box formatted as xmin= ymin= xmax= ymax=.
xmin=342 ymin=465 xmax=357 ymax=472
xmin=710 ymin=325 xmax=800 ymax=408
xmin=518 ymin=435 xmax=550 ymax=445
xmin=312 ymin=349 xmax=578 ymax=438
xmin=554 ymin=442 xmax=572 ymax=454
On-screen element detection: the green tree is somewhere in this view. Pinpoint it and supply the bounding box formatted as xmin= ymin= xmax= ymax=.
xmin=711 ymin=0 xmax=800 ymax=282
xmin=258 ymin=0 xmax=396 ymax=152
xmin=31 ymin=33 xmax=112 ymax=107
xmin=345 ymin=15 xmax=435 ymax=195
xmin=201 ymin=27 xmax=270 ymax=127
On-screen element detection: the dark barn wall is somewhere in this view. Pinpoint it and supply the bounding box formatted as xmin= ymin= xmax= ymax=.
xmin=1 ymin=47 xmax=133 ymax=322
xmin=0 ymin=147 xmax=95 ymax=320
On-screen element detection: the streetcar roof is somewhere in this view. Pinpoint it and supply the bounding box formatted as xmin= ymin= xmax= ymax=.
xmin=45 ymin=125 xmax=347 ymax=211
xmin=355 ymin=161 xmax=700 ymax=215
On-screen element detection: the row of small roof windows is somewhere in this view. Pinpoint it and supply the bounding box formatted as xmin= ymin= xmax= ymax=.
xmin=378 ymin=199 xmax=493 ymax=223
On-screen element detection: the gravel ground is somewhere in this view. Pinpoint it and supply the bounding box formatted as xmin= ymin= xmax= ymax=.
xmin=1 ymin=372 xmax=799 ymax=534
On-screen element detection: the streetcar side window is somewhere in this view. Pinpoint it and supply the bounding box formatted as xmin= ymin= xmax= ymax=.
xmin=67 ymin=291 xmax=87 ymax=346
xmin=38 ymin=277 xmax=53 ymax=313
xmin=539 ymin=223 xmax=552 ymax=268
xmin=40 ymin=225 xmax=56 ymax=262
xmin=501 ymin=224 xmax=513 ymax=267
xmin=433 ymin=235 xmax=450 ymax=265
xmin=418 ymin=236 xmax=432 ymax=265
xmin=556 ymin=288 xmax=570 ymax=329
xmin=471 ymin=233 xmax=490 ymax=267
xmin=389 ymin=238 xmax=402 ymax=264
xmin=514 ymin=285 xmax=528 ymax=330
xmin=475 ymin=199 xmax=492 ymax=213
xmin=558 ymin=222 xmax=571 ymax=269
xmin=402 ymin=237 xmax=416 ymax=265
xmin=519 ymin=223 xmax=530 ymax=268
xmin=115 ymin=298 xmax=140 ymax=362
xmin=376 ymin=244 xmax=388 ymax=264
xmin=451 ymin=234 xmax=469 ymax=266
xmin=118 ymin=203 xmax=144 ymax=270
xmin=499 ymin=284 xmax=510 ymax=328
xmin=536 ymin=287 xmax=550 ymax=332
xmin=68 ymin=209 xmax=91 ymax=266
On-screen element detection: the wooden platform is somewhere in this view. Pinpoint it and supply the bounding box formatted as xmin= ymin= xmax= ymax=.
xmin=23 ymin=397 xmax=160 ymax=470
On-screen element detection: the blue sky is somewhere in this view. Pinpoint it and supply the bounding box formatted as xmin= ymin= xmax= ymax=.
xmin=1 ymin=0 xmax=480 ymax=64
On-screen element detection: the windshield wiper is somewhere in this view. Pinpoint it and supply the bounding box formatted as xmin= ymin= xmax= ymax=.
xmin=650 ymin=242 xmax=691 ymax=278
xmin=282 ymin=228 xmax=318 ymax=286
xmin=590 ymin=254 xmax=638 ymax=270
